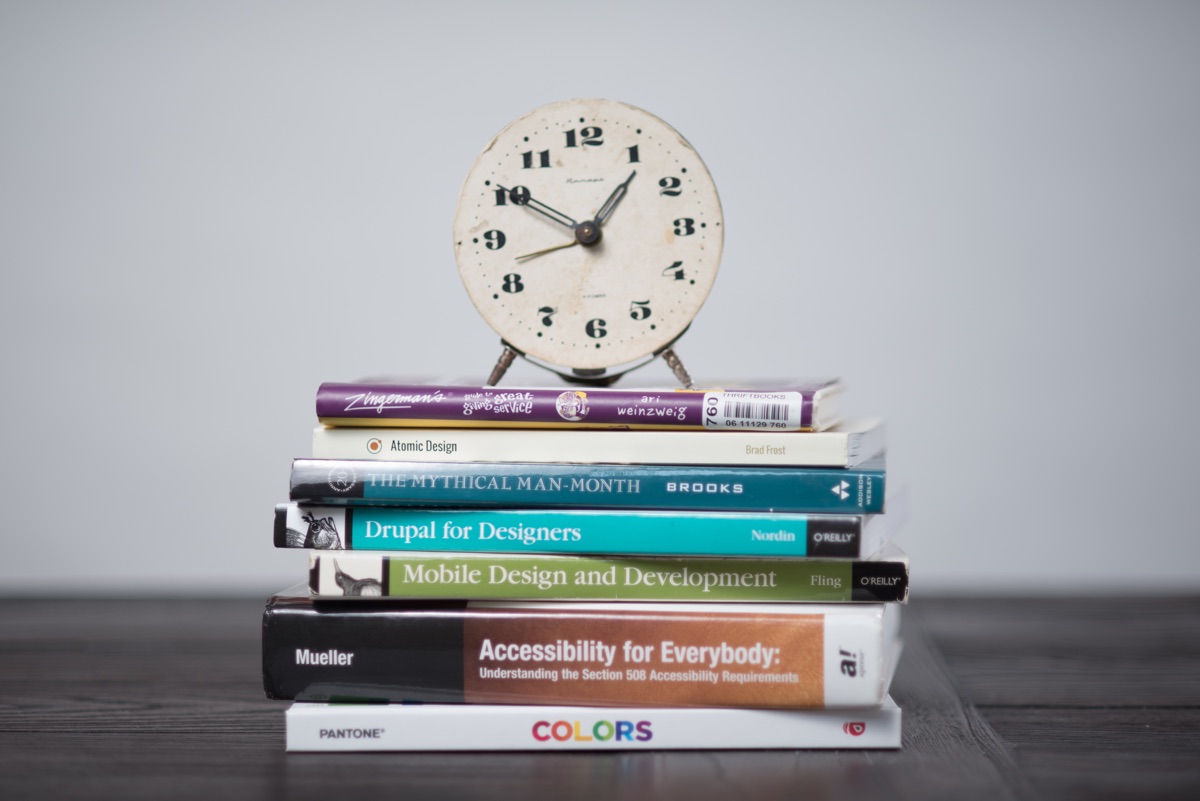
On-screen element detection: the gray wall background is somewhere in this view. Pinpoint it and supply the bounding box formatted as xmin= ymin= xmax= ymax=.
xmin=3 ymin=1 xmax=1198 ymax=595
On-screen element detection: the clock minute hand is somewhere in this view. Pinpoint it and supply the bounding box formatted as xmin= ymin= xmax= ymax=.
xmin=495 ymin=185 xmax=577 ymax=230
xmin=594 ymin=170 xmax=636 ymax=226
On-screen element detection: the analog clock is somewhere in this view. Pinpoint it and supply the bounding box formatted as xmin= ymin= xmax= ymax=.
xmin=453 ymin=99 xmax=723 ymax=386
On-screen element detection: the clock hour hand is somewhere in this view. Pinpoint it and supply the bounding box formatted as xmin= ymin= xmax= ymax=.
xmin=495 ymin=184 xmax=577 ymax=230
xmin=594 ymin=170 xmax=636 ymax=226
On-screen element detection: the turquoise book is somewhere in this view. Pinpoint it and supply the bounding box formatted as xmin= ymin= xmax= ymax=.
xmin=275 ymin=503 xmax=893 ymax=559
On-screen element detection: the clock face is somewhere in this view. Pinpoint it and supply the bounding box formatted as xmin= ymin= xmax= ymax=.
xmin=453 ymin=99 xmax=723 ymax=375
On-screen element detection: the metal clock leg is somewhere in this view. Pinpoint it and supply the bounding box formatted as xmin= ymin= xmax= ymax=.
xmin=661 ymin=348 xmax=693 ymax=389
xmin=486 ymin=344 xmax=519 ymax=386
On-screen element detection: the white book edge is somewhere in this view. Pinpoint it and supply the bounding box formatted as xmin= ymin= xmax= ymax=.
xmin=311 ymin=418 xmax=885 ymax=468
xmin=285 ymin=695 xmax=901 ymax=751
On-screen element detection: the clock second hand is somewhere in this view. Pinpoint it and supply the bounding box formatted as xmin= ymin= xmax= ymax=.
xmin=514 ymin=240 xmax=579 ymax=262
xmin=514 ymin=216 xmax=603 ymax=261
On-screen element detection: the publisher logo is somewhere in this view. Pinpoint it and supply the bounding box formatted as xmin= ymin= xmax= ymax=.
xmin=555 ymin=390 xmax=589 ymax=422
xmin=328 ymin=466 xmax=357 ymax=493
xmin=366 ymin=438 xmax=383 ymax=455
xmin=839 ymin=647 xmax=862 ymax=677
xmin=843 ymin=722 xmax=866 ymax=737
xmin=832 ymin=480 xmax=850 ymax=500
xmin=320 ymin=727 xmax=383 ymax=740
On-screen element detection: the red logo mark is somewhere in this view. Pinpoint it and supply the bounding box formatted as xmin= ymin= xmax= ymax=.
xmin=367 ymin=438 xmax=382 ymax=454
xmin=843 ymin=722 xmax=866 ymax=737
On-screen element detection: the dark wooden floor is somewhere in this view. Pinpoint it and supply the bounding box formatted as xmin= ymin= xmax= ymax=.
xmin=1 ymin=596 xmax=1197 ymax=801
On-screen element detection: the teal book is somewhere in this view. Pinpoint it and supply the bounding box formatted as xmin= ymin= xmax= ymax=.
xmin=289 ymin=454 xmax=886 ymax=515
xmin=276 ymin=503 xmax=894 ymax=559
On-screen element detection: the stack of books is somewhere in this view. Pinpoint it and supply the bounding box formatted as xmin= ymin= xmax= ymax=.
xmin=262 ymin=379 xmax=906 ymax=751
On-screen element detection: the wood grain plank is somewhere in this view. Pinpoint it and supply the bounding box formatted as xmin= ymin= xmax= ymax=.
xmin=917 ymin=597 xmax=1200 ymax=799
xmin=877 ymin=604 xmax=1037 ymax=801
xmin=984 ymin=707 xmax=1200 ymax=752
xmin=982 ymin=708 xmax=1200 ymax=801
xmin=917 ymin=596 xmax=1200 ymax=707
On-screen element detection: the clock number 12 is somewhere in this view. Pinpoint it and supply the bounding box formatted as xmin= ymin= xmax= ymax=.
xmin=564 ymin=127 xmax=603 ymax=147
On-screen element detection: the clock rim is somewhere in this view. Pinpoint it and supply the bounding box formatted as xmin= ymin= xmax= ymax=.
xmin=452 ymin=98 xmax=723 ymax=374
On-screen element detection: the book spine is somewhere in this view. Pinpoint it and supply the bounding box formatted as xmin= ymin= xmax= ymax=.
xmin=262 ymin=599 xmax=894 ymax=708
xmin=285 ymin=700 xmax=901 ymax=751
xmin=290 ymin=458 xmax=886 ymax=514
xmin=317 ymin=383 xmax=825 ymax=431
xmin=309 ymin=551 xmax=909 ymax=603
xmin=276 ymin=503 xmax=880 ymax=559
xmin=311 ymin=424 xmax=882 ymax=468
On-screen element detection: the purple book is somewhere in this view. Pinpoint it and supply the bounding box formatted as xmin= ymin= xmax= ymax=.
xmin=315 ymin=379 xmax=843 ymax=432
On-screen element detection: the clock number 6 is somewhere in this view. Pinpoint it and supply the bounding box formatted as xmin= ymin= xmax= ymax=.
xmin=585 ymin=318 xmax=607 ymax=339
xmin=629 ymin=300 xmax=652 ymax=321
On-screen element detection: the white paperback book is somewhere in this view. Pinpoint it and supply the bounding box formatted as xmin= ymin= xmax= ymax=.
xmin=310 ymin=418 xmax=885 ymax=468
xmin=286 ymin=696 xmax=902 ymax=751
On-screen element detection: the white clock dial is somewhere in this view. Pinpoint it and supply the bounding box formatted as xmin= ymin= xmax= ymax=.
xmin=453 ymin=99 xmax=723 ymax=379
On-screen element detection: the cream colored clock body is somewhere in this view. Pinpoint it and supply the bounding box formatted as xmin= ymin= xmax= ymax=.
xmin=453 ymin=99 xmax=723 ymax=384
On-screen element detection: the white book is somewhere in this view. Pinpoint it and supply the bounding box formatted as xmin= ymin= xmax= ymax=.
xmin=285 ymin=696 xmax=902 ymax=751
xmin=311 ymin=418 xmax=885 ymax=468
xmin=264 ymin=596 xmax=903 ymax=710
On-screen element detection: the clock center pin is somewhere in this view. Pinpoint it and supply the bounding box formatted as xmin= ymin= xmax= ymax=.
xmin=575 ymin=222 xmax=602 ymax=246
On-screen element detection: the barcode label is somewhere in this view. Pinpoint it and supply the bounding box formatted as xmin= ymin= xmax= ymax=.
xmin=723 ymin=399 xmax=789 ymax=421
xmin=701 ymin=391 xmax=805 ymax=431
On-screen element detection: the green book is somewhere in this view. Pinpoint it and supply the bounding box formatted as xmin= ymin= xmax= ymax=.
xmin=309 ymin=548 xmax=908 ymax=603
